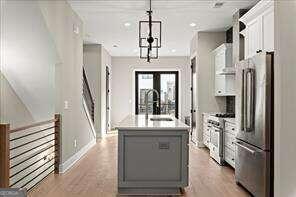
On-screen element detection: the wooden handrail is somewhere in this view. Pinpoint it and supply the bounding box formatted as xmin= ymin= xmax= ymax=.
xmin=0 ymin=114 xmax=61 ymax=189
xmin=9 ymin=118 xmax=57 ymax=133
xmin=0 ymin=124 xmax=10 ymax=188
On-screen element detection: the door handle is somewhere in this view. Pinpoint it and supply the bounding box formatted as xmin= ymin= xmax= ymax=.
xmin=241 ymin=69 xmax=247 ymax=131
xmin=246 ymin=68 xmax=255 ymax=132
xmin=234 ymin=141 xmax=255 ymax=155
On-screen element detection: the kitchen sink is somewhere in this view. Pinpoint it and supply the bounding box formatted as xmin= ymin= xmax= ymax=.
xmin=150 ymin=117 xmax=173 ymax=121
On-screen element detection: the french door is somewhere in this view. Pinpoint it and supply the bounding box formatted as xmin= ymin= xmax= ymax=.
xmin=135 ymin=71 xmax=179 ymax=118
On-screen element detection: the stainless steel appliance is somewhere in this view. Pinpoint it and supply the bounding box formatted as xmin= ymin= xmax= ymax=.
xmin=235 ymin=52 xmax=273 ymax=197
xmin=208 ymin=115 xmax=224 ymax=165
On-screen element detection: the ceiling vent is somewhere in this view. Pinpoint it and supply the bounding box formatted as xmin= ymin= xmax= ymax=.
xmin=213 ymin=1 xmax=224 ymax=8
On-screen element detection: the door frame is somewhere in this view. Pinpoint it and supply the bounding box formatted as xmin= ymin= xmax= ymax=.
xmin=190 ymin=55 xmax=197 ymax=143
xmin=133 ymin=70 xmax=180 ymax=118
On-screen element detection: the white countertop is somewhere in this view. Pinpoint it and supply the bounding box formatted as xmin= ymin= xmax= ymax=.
xmin=115 ymin=115 xmax=190 ymax=131
xmin=223 ymin=118 xmax=236 ymax=124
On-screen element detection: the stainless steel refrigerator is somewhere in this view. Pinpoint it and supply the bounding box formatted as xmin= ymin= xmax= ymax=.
xmin=235 ymin=52 xmax=273 ymax=197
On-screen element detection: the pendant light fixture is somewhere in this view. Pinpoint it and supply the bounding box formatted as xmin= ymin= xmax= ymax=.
xmin=139 ymin=0 xmax=162 ymax=62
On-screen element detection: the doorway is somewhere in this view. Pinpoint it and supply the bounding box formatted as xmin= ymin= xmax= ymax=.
xmin=191 ymin=57 xmax=197 ymax=143
xmin=135 ymin=71 xmax=179 ymax=118
xmin=106 ymin=66 xmax=110 ymax=132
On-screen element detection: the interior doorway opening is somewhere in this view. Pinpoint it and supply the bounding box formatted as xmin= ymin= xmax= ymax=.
xmin=135 ymin=71 xmax=179 ymax=118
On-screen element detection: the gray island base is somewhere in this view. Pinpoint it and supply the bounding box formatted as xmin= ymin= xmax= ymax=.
xmin=116 ymin=115 xmax=190 ymax=196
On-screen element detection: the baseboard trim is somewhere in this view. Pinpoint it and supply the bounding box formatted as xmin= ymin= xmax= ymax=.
xmin=59 ymin=138 xmax=96 ymax=173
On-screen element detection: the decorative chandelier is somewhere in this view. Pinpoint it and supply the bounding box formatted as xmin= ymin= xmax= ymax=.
xmin=139 ymin=0 xmax=162 ymax=62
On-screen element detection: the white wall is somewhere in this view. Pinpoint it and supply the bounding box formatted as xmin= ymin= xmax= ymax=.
xmin=111 ymin=56 xmax=190 ymax=127
xmin=1 ymin=0 xmax=57 ymax=122
xmin=39 ymin=0 xmax=95 ymax=165
xmin=274 ymin=1 xmax=296 ymax=196
xmin=83 ymin=44 xmax=112 ymax=137
xmin=190 ymin=32 xmax=226 ymax=146
xmin=0 ymin=73 xmax=34 ymax=127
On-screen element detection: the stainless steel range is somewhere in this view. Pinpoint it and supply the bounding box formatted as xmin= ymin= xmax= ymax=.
xmin=208 ymin=113 xmax=234 ymax=165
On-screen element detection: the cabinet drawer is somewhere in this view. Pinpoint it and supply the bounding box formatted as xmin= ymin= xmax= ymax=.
xmin=225 ymin=122 xmax=236 ymax=135
xmin=225 ymin=132 xmax=236 ymax=150
xmin=203 ymin=134 xmax=210 ymax=148
xmin=225 ymin=147 xmax=235 ymax=168
xmin=203 ymin=124 xmax=211 ymax=137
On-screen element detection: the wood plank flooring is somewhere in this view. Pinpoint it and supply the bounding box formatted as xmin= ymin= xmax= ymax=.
xmin=28 ymin=135 xmax=250 ymax=197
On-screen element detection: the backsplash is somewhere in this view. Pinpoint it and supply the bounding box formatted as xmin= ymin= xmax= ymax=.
xmin=226 ymin=96 xmax=235 ymax=114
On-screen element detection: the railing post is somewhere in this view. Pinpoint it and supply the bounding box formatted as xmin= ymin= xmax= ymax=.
xmin=54 ymin=114 xmax=61 ymax=174
xmin=0 ymin=124 xmax=10 ymax=187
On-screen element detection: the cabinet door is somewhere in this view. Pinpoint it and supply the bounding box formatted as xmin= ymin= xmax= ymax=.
xmin=215 ymin=51 xmax=226 ymax=73
xmin=262 ymin=9 xmax=274 ymax=52
xmin=246 ymin=18 xmax=261 ymax=58
xmin=215 ymin=75 xmax=225 ymax=96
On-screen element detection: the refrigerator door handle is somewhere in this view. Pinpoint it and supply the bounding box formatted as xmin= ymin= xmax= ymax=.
xmin=246 ymin=68 xmax=255 ymax=132
xmin=241 ymin=69 xmax=247 ymax=131
xmin=234 ymin=141 xmax=256 ymax=155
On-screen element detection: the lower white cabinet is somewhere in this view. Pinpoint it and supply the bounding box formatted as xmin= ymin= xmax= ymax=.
xmin=223 ymin=120 xmax=237 ymax=168
xmin=225 ymin=146 xmax=235 ymax=168
xmin=202 ymin=114 xmax=211 ymax=148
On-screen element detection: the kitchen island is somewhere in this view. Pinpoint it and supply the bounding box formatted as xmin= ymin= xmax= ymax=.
xmin=116 ymin=115 xmax=190 ymax=195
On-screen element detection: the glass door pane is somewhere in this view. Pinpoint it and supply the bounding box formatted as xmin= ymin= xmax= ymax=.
xmin=137 ymin=74 xmax=153 ymax=114
xmin=160 ymin=74 xmax=177 ymax=117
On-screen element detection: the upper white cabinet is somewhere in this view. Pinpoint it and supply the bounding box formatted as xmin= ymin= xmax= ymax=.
xmin=240 ymin=0 xmax=274 ymax=59
xmin=213 ymin=43 xmax=235 ymax=96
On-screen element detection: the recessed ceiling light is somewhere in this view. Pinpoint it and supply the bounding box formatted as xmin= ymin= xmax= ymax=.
xmin=190 ymin=23 xmax=196 ymax=27
xmin=113 ymin=45 xmax=118 ymax=48
xmin=124 ymin=22 xmax=131 ymax=27
xmin=213 ymin=2 xmax=224 ymax=8
xmin=171 ymin=49 xmax=176 ymax=53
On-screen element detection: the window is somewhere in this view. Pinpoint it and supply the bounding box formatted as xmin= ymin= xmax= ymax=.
xmin=135 ymin=71 xmax=179 ymax=118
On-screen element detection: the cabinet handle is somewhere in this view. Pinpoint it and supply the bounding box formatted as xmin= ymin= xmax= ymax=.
xmin=218 ymin=91 xmax=221 ymax=93
xmin=232 ymin=128 xmax=235 ymax=131
xmin=256 ymin=50 xmax=262 ymax=53
xmin=232 ymin=158 xmax=235 ymax=161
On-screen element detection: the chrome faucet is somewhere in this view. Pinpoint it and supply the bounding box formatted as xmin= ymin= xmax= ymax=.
xmin=145 ymin=89 xmax=160 ymax=120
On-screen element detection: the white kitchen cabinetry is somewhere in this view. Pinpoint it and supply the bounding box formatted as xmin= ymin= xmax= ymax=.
xmin=213 ymin=44 xmax=235 ymax=96
xmin=240 ymin=0 xmax=274 ymax=59
xmin=223 ymin=120 xmax=237 ymax=168
xmin=202 ymin=114 xmax=211 ymax=148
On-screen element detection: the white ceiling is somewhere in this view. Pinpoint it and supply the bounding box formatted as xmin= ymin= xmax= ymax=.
xmin=69 ymin=0 xmax=257 ymax=57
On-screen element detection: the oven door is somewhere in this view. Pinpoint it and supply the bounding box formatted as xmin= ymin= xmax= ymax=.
xmin=210 ymin=126 xmax=223 ymax=157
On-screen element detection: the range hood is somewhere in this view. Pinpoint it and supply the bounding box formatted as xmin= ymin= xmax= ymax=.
xmin=218 ymin=67 xmax=236 ymax=75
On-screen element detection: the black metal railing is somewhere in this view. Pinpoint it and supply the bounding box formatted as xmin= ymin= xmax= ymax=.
xmin=83 ymin=68 xmax=95 ymax=123
xmin=0 ymin=114 xmax=61 ymax=190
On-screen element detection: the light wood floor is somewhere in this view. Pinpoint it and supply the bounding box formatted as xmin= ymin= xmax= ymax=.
xmin=28 ymin=135 xmax=250 ymax=197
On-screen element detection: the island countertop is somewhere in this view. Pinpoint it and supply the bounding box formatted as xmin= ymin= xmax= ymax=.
xmin=115 ymin=115 xmax=190 ymax=131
